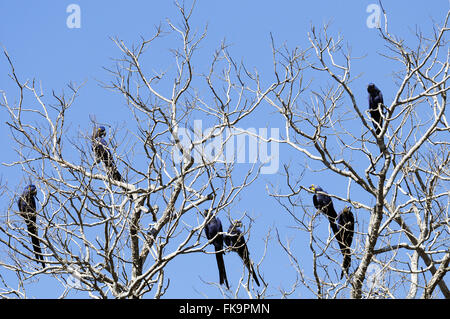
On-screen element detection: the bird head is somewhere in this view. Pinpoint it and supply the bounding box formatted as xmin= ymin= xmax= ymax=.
xmin=310 ymin=185 xmax=323 ymax=193
xmin=343 ymin=206 xmax=352 ymax=213
xmin=367 ymin=83 xmax=378 ymax=94
xmin=93 ymin=126 xmax=106 ymax=139
xmin=97 ymin=126 xmax=106 ymax=137
xmin=233 ymin=220 xmax=243 ymax=228
xmin=201 ymin=209 xmax=209 ymax=218
xmin=24 ymin=184 xmax=37 ymax=197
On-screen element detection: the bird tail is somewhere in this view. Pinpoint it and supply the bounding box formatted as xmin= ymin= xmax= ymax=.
xmin=215 ymin=251 xmax=230 ymax=289
xmin=107 ymin=165 xmax=122 ymax=182
xmin=249 ymin=262 xmax=260 ymax=287
xmin=328 ymin=217 xmax=339 ymax=236
xmin=241 ymin=251 xmax=260 ymax=287
xmin=340 ymin=247 xmax=351 ymax=279
xmin=112 ymin=169 xmax=122 ymax=182
xmin=326 ymin=206 xmax=339 ymax=236
xmin=27 ymin=224 xmax=45 ymax=268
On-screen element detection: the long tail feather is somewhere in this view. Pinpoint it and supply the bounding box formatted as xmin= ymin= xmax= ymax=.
xmin=215 ymin=252 xmax=229 ymax=289
xmin=340 ymin=247 xmax=351 ymax=279
xmin=249 ymin=262 xmax=260 ymax=287
xmin=27 ymin=224 xmax=45 ymax=268
xmin=240 ymin=249 xmax=260 ymax=287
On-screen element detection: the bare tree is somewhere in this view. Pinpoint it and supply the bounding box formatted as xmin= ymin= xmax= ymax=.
xmin=0 ymin=2 xmax=276 ymax=298
xmin=0 ymin=1 xmax=448 ymax=300
xmin=263 ymin=8 xmax=449 ymax=298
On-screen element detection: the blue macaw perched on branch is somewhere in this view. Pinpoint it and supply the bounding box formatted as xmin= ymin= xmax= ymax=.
xmin=92 ymin=126 xmax=122 ymax=182
xmin=337 ymin=206 xmax=355 ymax=279
xmin=224 ymin=220 xmax=260 ymax=287
xmin=310 ymin=185 xmax=355 ymax=278
xmin=17 ymin=184 xmax=45 ymax=268
xmin=367 ymin=83 xmax=385 ymax=135
xmin=203 ymin=211 xmax=230 ymax=289
xmin=310 ymin=185 xmax=339 ymax=235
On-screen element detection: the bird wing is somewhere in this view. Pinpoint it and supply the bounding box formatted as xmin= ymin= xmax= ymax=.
xmin=312 ymin=194 xmax=319 ymax=209
xmin=378 ymin=91 xmax=384 ymax=105
xmin=368 ymin=94 xmax=373 ymax=109
xmin=337 ymin=210 xmax=355 ymax=247
xmin=215 ymin=250 xmax=229 ymax=288
xmin=204 ymin=223 xmax=213 ymax=240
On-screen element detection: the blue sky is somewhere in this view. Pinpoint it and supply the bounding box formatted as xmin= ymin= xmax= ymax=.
xmin=0 ymin=1 xmax=448 ymax=298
